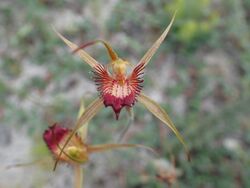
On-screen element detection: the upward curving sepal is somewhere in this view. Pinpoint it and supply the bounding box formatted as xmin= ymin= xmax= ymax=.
xmin=53 ymin=27 xmax=99 ymax=68
xmin=136 ymin=11 xmax=176 ymax=69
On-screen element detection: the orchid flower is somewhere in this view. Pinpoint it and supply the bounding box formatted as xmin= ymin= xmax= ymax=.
xmin=43 ymin=123 xmax=151 ymax=165
xmin=54 ymin=12 xmax=189 ymax=168
xmin=7 ymin=102 xmax=154 ymax=188
xmin=44 ymin=124 xmax=155 ymax=187
xmin=47 ymin=100 xmax=155 ymax=171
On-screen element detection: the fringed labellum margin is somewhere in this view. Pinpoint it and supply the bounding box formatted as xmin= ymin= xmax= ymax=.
xmin=93 ymin=63 xmax=144 ymax=119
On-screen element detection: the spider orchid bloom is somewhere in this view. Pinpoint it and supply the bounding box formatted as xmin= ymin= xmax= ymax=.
xmin=48 ymin=101 xmax=155 ymax=169
xmin=43 ymin=123 xmax=148 ymax=165
xmin=54 ymin=12 xmax=189 ymax=159
xmin=43 ymin=123 xmax=88 ymax=164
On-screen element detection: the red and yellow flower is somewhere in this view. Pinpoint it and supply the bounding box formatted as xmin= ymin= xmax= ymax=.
xmin=53 ymin=12 xmax=189 ymax=165
xmin=43 ymin=123 xmax=89 ymax=164
xmin=43 ymin=123 xmax=149 ymax=165
xmin=44 ymin=101 xmax=155 ymax=169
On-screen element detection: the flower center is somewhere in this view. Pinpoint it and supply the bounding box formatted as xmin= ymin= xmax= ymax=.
xmin=111 ymin=59 xmax=128 ymax=76
xmin=66 ymin=146 xmax=89 ymax=163
xmin=111 ymin=58 xmax=130 ymax=85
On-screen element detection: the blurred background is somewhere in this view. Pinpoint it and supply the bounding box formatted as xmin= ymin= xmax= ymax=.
xmin=0 ymin=0 xmax=250 ymax=187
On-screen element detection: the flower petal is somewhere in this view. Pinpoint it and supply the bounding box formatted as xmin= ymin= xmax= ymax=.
xmin=93 ymin=64 xmax=143 ymax=119
xmin=88 ymin=143 xmax=157 ymax=155
xmin=72 ymin=40 xmax=119 ymax=61
xmin=135 ymin=11 xmax=176 ymax=69
xmin=77 ymin=99 xmax=88 ymax=142
xmin=54 ymin=97 xmax=104 ymax=170
xmin=43 ymin=123 xmax=69 ymax=151
xmin=137 ymin=93 xmax=190 ymax=159
xmin=43 ymin=124 xmax=88 ymax=164
xmin=53 ymin=27 xmax=99 ymax=68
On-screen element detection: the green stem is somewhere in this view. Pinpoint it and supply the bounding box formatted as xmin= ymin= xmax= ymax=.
xmin=74 ymin=165 xmax=83 ymax=188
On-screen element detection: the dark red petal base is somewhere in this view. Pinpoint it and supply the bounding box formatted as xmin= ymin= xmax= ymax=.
xmin=43 ymin=123 xmax=69 ymax=151
xmin=103 ymin=92 xmax=136 ymax=120
xmin=93 ymin=64 xmax=144 ymax=120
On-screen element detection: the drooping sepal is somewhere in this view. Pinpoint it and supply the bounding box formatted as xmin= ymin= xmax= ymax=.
xmin=137 ymin=93 xmax=190 ymax=160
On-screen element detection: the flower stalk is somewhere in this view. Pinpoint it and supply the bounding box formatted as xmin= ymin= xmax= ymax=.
xmin=74 ymin=165 xmax=83 ymax=188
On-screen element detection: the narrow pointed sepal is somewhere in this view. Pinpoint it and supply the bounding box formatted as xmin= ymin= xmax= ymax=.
xmin=52 ymin=27 xmax=99 ymax=68
xmin=5 ymin=158 xmax=51 ymax=170
xmin=88 ymin=143 xmax=157 ymax=155
xmin=137 ymin=93 xmax=190 ymax=159
xmin=136 ymin=11 xmax=176 ymax=69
